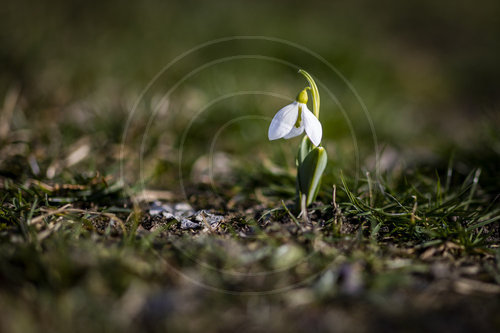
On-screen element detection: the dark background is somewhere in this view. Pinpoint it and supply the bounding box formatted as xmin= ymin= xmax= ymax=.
xmin=1 ymin=0 xmax=499 ymax=187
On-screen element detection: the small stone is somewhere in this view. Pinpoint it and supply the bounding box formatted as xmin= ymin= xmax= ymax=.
xmin=180 ymin=218 xmax=200 ymax=229
xmin=161 ymin=212 xmax=175 ymax=220
xmin=149 ymin=201 xmax=174 ymax=216
xmin=148 ymin=202 xmax=221 ymax=230
xmin=193 ymin=210 xmax=224 ymax=225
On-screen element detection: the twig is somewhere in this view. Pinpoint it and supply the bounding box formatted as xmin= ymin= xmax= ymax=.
xmin=366 ymin=171 xmax=373 ymax=207
xmin=200 ymin=212 xmax=216 ymax=234
xmin=64 ymin=208 xmax=127 ymax=235
xmin=332 ymin=185 xmax=342 ymax=230
xmin=410 ymin=195 xmax=421 ymax=224
xmin=29 ymin=204 xmax=73 ymax=226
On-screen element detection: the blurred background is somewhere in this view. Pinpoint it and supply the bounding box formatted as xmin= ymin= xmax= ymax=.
xmin=1 ymin=0 xmax=499 ymax=192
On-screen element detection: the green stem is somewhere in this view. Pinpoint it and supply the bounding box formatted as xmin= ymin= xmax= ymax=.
xmin=298 ymin=69 xmax=320 ymax=118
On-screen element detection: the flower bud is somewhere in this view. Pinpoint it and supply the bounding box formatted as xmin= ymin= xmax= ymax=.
xmin=296 ymin=89 xmax=308 ymax=104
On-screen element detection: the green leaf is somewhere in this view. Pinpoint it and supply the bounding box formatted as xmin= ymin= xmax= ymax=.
xmin=296 ymin=136 xmax=313 ymax=166
xmin=298 ymin=146 xmax=327 ymax=205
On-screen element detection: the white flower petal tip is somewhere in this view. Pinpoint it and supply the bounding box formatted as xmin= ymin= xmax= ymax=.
xmin=283 ymin=124 xmax=304 ymax=139
xmin=302 ymin=105 xmax=322 ymax=146
xmin=268 ymin=102 xmax=299 ymax=141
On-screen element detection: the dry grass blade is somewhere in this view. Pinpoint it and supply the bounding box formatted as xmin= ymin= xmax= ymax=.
xmin=28 ymin=204 xmax=73 ymax=226
xmin=29 ymin=205 xmax=127 ymax=235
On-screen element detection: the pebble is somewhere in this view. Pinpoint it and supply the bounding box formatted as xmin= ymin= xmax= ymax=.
xmin=149 ymin=202 xmax=224 ymax=230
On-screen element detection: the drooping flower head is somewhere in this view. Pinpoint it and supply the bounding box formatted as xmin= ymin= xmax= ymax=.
xmin=268 ymin=88 xmax=322 ymax=146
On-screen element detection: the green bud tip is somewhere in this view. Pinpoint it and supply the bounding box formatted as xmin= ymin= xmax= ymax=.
xmin=296 ymin=88 xmax=309 ymax=104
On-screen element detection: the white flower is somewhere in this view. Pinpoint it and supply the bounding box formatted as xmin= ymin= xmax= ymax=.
xmin=268 ymin=101 xmax=322 ymax=146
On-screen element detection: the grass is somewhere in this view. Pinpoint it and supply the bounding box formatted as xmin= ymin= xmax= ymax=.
xmin=0 ymin=142 xmax=499 ymax=332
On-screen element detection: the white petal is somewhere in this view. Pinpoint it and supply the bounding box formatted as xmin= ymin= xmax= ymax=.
xmin=268 ymin=102 xmax=299 ymax=141
xmin=302 ymin=105 xmax=322 ymax=146
xmin=283 ymin=124 xmax=304 ymax=139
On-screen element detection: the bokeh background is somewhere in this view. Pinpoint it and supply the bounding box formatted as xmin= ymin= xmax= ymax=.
xmin=1 ymin=0 xmax=499 ymax=195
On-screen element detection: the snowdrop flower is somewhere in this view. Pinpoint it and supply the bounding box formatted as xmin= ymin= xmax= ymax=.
xmin=268 ymin=89 xmax=322 ymax=146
